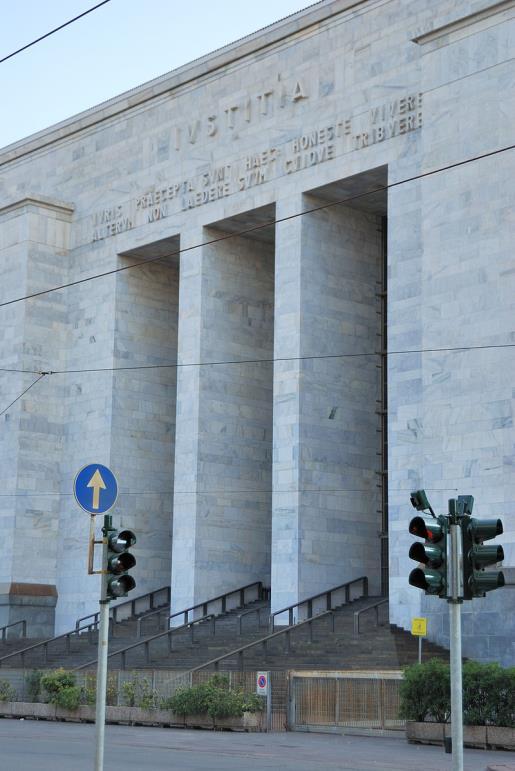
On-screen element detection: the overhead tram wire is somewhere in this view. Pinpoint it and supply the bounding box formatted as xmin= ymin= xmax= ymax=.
xmin=0 ymin=141 xmax=514 ymax=312
xmin=0 ymin=0 xmax=113 ymax=65
xmin=0 ymin=340 xmax=513 ymax=378
xmin=0 ymin=373 xmax=47 ymax=418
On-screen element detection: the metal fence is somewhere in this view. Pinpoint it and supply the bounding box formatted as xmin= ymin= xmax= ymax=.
xmin=0 ymin=668 xmax=288 ymax=730
xmin=0 ymin=668 xmax=402 ymax=733
xmin=289 ymin=670 xmax=404 ymax=732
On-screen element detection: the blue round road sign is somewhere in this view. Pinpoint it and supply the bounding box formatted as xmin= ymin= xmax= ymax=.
xmin=74 ymin=463 xmax=118 ymax=514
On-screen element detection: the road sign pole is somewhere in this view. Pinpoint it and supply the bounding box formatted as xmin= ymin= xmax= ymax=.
xmin=94 ymin=516 xmax=110 ymax=771
xmin=418 ymin=635 xmax=422 ymax=665
xmin=266 ymin=672 xmax=272 ymax=732
xmin=448 ymin=502 xmax=463 ymax=771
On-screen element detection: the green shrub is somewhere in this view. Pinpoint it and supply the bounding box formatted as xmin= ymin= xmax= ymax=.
xmin=40 ymin=669 xmax=76 ymax=705
xmin=121 ymin=676 xmax=157 ymax=710
xmin=55 ymin=686 xmax=82 ymax=711
xmin=399 ymin=659 xmax=450 ymax=723
xmin=0 ymin=680 xmax=16 ymax=702
xmin=82 ymin=673 xmax=118 ymax=706
xmin=25 ymin=671 xmax=42 ymax=703
xmin=400 ymin=659 xmax=515 ymax=727
xmin=164 ymin=674 xmax=264 ymax=720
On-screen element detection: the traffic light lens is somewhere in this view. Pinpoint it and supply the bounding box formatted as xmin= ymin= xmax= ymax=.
xmin=409 ymin=516 xmax=428 ymax=538
xmin=107 ymin=574 xmax=136 ymax=598
xmin=108 ymin=529 xmax=137 ymax=553
xmin=108 ymin=552 xmax=136 ymax=574
xmin=409 ymin=567 xmax=445 ymax=595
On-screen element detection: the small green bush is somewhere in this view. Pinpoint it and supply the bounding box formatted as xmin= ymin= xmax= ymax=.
xmin=399 ymin=659 xmax=450 ymax=723
xmin=121 ymin=676 xmax=157 ymax=710
xmin=83 ymin=673 xmax=118 ymax=706
xmin=400 ymin=659 xmax=515 ymax=727
xmin=164 ymin=674 xmax=264 ymax=720
xmin=25 ymin=671 xmax=42 ymax=702
xmin=55 ymin=686 xmax=82 ymax=711
xmin=0 ymin=680 xmax=16 ymax=702
xmin=40 ymin=669 xmax=76 ymax=706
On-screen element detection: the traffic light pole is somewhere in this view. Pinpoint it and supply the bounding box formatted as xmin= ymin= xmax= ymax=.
xmin=448 ymin=503 xmax=463 ymax=771
xmin=94 ymin=515 xmax=111 ymax=771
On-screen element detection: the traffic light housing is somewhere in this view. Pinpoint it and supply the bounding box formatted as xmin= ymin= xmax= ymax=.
xmin=106 ymin=528 xmax=137 ymax=600
xmin=408 ymin=514 xmax=448 ymax=597
xmin=462 ymin=516 xmax=504 ymax=599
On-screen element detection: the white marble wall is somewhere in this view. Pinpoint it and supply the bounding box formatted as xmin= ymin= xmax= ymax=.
xmin=0 ymin=0 xmax=513 ymax=660
xmin=171 ymin=227 xmax=274 ymax=610
xmin=271 ymin=194 xmax=382 ymax=612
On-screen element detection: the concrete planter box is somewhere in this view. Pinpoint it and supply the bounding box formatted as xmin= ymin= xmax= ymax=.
xmin=487 ymin=726 xmax=515 ymax=751
xmin=0 ymin=702 xmax=57 ymax=719
xmin=407 ymin=722 xmax=514 ymax=751
xmin=0 ymin=702 xmax=264 ymax=732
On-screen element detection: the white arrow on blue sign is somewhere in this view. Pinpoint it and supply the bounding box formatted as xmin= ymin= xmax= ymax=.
xmin=74 ymin=463 xmax=118 ymax=514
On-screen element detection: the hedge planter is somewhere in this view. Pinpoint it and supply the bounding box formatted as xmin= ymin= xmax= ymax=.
xmin=0 ymin=702 xmax=265 ymax=732
xmin=406 ymin=722 xmax=514 ymax=751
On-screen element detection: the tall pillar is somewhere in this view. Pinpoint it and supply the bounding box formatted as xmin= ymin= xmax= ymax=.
xmin=271 ymin=194 xmax=383 ymax=613
xmin=0 ymin=197 xmax=73 ymax=636
xmin=171 ymin=224 xmax=274 ymax=610
xmin=110 ymin=250 xmax=179 ymax=599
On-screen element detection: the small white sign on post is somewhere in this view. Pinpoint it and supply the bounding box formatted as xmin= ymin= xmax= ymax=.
xmin=256 ymin=671 xmax=268 ymax=696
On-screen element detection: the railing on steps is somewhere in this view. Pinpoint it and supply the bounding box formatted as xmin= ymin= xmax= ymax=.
xmin=74 ymin=581 xmax=265 ymax=670
xmin=0 ymin=619 xmax=102 ymax=668
xmin=0 ymin=586 xmax=171 ymax=669
xmin=136 ymin=581 xmax=264 ymax=638
xmin=0 ymin=620 xmax=27 ymax=641
xmin=353 ymin=598 xmax=389 ymax=635
xmin=270 ymin=576 xmax=368 ymax=632
xmin=76 ymin=585 xmax=171 ymax=631
xmin=75 ymin=613 xmax=219 ymax=671
xmin=179 ymin=576 xmax=371 ymax=673
xmin=192 ymin=609 xmax=340 ymax=674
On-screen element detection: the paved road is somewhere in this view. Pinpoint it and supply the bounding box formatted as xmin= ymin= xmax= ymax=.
xmin=0 ymin=719 xmax=513 ymax=770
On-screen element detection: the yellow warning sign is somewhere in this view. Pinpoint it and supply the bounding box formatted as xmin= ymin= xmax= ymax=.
xmin=411 ymin=617 xmax=427 ymax=636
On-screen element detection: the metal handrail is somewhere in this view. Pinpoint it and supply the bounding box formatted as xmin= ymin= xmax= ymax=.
xmin=76 ymin=585 xmax=171 ymax=630
xmin=190 ymin=608 xmax=339 ymax=674
xmin=353 ymin=597 xmax=388 ymax=635
xmin=75 ymin=577 xmax=369 ymax=672
xmin=0 ymin=619 xmax=100 ymax=668
xmin=75 ymin=613 xmax=218 ymax=671
xmin=136 ymin=581 xmax=264 ymax=638
xmin=236 ymin=605 xmax=268 ymax=636
xmin=270 ymin=575 xmax=368 ymax=631
xmin=0 ymin=620 xmax=27 ymax=641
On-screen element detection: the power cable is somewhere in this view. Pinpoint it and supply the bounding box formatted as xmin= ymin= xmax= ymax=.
xmin=0 ymin=141 xmax=514 ymax=310
xmin=0 ymin=0 xmax=113 ymax=65
xmin=0 ymin=373 xmax=46 ymax=418
xmin=0 ymin=486 xmax=458 ymax=497
xmin=36 ymin=341 xmax=515 ymax=376
xmin=0 ymin=340 xmax=512 ymax=377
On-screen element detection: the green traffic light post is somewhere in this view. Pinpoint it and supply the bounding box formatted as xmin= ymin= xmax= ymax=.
xmin=408 ymin=491 xmax=504 ymax=771
xmin=74 ymin=464 xmax=137 ymax=771
xmin=93 ymin=515 xmax=137 ymax=771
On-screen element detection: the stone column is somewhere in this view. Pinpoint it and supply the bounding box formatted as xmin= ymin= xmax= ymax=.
xmin=271 ymin=194 xmax=383 ymax=614
xmin=109 ymin=251 xmax=179 ymax=601
xmin=0 ymin=196 xmax=73 ymax=636
xmin=171 ymin=224 xmax=274 ymax=611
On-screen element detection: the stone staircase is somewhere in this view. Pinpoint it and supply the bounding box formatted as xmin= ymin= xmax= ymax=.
xmin=82 ymin=597 xmax=449 ymax=672
xmin=0 ymin=585 xmax=450 ymax=674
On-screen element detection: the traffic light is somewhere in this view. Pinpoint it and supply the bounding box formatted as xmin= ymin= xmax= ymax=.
xmin=106 ymin=528 xmax=137 ymax=600
xmin=462 ymin=516 xmax=504 ymax=599
xmin=408 ymin=514 xmax=448 ymax=597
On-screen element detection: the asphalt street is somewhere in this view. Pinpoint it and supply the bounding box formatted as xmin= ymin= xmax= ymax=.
xmin=0 ymin=719 xmax=513 ymax=770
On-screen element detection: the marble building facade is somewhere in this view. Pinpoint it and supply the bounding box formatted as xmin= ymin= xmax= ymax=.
xmin=0 ymin=0 xmax=514 ymax=664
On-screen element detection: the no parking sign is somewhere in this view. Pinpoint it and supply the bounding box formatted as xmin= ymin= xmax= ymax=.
xmin=256 ymin=671 xmax=269 ymax=696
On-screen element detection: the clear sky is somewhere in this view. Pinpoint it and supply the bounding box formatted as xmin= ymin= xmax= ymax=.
xmin=0 ymin=0 xmax=316 ymax=149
